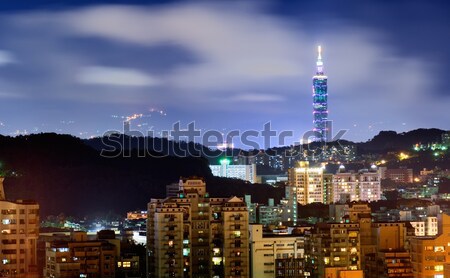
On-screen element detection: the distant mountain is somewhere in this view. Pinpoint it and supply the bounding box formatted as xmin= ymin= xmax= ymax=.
xmin=358 ymin=128 xmax=446 ymax=153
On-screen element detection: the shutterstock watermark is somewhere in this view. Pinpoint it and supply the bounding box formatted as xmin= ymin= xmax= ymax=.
xmin=100 ymin=121 xmax=348 ymax=158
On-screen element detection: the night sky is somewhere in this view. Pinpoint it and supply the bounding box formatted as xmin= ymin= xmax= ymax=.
xmin=0 ymin=0 xmax=448 ymax=147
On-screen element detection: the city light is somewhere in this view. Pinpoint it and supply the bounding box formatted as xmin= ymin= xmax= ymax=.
xmin=399 ymin=152 xmax=410 ymax=160
xmin=219 ymin=158 xmax=231 ymax=165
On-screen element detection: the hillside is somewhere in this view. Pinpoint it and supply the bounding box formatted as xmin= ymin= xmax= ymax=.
xmin=0 ymin=133 xmax=282 ymax=217
xmin=358 ymin=128 xmax=445 ymax=153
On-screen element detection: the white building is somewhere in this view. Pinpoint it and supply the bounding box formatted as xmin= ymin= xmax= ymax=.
xmin=210 ymin=161 xmax=256 ymax=183
xmin=285 ymin=162 xmax=323 ymax=225
xmin=249 ymin=224 xmax=306 ymax=278
xmin=332 ymin=166 xmax=381 ymax=203
xmin=287 ymin=162 xmax=324 ymax=206
xmin=410 ymin=216 xmax=439 ymax=236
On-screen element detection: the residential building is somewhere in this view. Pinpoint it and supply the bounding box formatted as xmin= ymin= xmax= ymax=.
xmin=244 ymin=195 xmax=258 ymax=224
xmin=286 ymin=162 xmax=324 ymax=224
xmin=288 ymin=162 xmax=324 ymax=206
xmin=43 ymin=231 xmax=116 ymax=278
xmin=380 ymin=167 xmax=414 ymax=183
xmin=332 ymin=166 xmax=381 ymax=203
xmin=306 ymin=222 xmax=361 ymax=278
xmin=410 ymin=214 xmax=450 ymax=278
xmin=323 ymin=173 xmax=333 ymax=204
xmin=364 ymin=222 xmax=413 ymax=278
xmin=249 ymin=224 xmax=306 ymax=278
xmin=147 ymin=177 xmax=249 ymax=278
xmin=365 ymin=250 xmax=413 ymax=278
xmin=0 ymin=177 xmax=39 ymax=278
xmin=410 ymin=216 xmax=438 ymax=236
xmin=210 ymin=161 xmax=257 ymax=183
xmin=258 ymin=199 xmax=282 ymax=226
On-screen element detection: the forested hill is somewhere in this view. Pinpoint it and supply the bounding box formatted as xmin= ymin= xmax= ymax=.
xmin=0 ymin=133 xmax=283 ymax=217
xmin=357 ymin=128 xmax=445 ymax=153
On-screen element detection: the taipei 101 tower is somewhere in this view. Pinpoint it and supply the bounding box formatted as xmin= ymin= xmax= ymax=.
xmin=312 ymin=45 xmax=328 ymax=142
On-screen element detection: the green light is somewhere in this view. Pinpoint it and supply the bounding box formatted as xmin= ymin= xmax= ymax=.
xmin=220 ymin=158 xmax=231 ymax=165
xmin=434 ymin=152 xmax=439 ymax=157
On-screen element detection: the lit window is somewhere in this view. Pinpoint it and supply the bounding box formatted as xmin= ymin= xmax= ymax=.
xmin=434 ymin=265 xmax=443 ymax=271
xmin=2 ymin=219 xmax=11 ymax=225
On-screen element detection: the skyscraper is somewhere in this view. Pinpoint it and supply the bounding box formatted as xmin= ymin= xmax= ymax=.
xmin=312 ymin=45 xmax=328 ymax=142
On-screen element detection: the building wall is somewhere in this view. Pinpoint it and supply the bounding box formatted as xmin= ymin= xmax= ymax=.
xmin=0 ymin=200 xmax=39 ymax=278
xmin=288 ymin=164 xmax=324 ymax=206
xmin=371 ymin=223 xmax=407 ymax=251
xmin=222 ymin=199 xmax=249 ymax=278
xmin=307 ymin=223 xmax=361 ymax=278
xmin=410 ymin=217 xmax=438 ymax=236
xmin=147 ymin=178 xmax=250 ymax=278
xmin=209 ymin=164 xmax=256 ymax=183
xmin=44 ymin=242 xmax=80 ymax=278
xmin=152 ymin=206 xmax=184 ymax=278
xmin=410 ymin=214 xmax=450 ymax=278
xmin=249 ymin=224 xmax=305 ymax=278
xmin=383 ymin=168 xmax=414 ymax=183
xmin=365 ymin=251 xmax=413 ymax=278
xmin=332 ymin=170 xmax=381 ymax=203
xmin=43 ymin=234 xmax=116 ymax=278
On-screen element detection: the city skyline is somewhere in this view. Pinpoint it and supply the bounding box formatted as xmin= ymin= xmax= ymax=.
xmin=0 ymin=0 xmax=449 ymax=146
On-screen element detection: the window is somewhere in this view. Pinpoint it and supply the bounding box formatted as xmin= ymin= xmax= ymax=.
xmin=434 ymin=246 xmax=445 ymax=252
xmin=435 ymin=265 xmax=444 ymax=271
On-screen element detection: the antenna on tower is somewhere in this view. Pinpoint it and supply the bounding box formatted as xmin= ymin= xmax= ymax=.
xmin=316 ymin=45 xmax=323 ymax=74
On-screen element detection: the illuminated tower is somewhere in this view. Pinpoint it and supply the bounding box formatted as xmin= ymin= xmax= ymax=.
xmin=312 ymin=45 xmax=328 ymax=141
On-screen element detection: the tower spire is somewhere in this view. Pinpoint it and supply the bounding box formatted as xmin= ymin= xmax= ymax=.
xmin=316 ymin=45 xmax=324 ymax=74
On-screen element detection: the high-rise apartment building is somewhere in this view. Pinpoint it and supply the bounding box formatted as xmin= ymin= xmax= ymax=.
xmin=286 ymin=162 xmax=324 ymax=225
xmin=287 ymin=162 xmax=323 ymax=206
xmin=147 ymin=177 xmax=249 ymax=278
xmin=332 ymin=166 xmax=381 ymax=203
xmin=312 ymin=45 xmax=329 ymax=142
xmin=306 ymin=222 xmax=361 ymax=278
xmin=0 ymin=177 xmax=39 ymax=278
